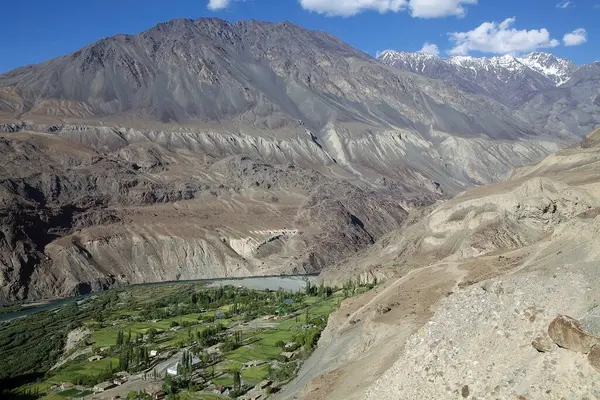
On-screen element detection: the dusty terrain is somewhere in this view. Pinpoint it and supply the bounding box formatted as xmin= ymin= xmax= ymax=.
xmin=277 ymin=130 xmax=600 ymax=399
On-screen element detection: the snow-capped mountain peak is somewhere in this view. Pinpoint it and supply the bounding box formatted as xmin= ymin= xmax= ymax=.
xmin=378 ymin=50 xmax=577 ymax=87
xmin=377 ymin=50 xmax=580 ymax=107
xmin=377 ymin=50 xmax=444 ymax=74
xmin=448 ymin=54 xmax=525 ymax=74
xmin=517 ymin=52 xmax=578 ymax=85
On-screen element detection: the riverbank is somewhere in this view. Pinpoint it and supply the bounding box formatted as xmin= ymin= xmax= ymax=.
xmin=0 ymin=275 xmax=319 ymax=323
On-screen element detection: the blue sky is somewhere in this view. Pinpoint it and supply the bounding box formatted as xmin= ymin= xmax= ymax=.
xmin=0 ymin=0 xmax=596 ymax=73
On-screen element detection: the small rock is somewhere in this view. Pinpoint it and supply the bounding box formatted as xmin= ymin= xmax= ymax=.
xmin=588 ymin=343 xmax=600 ymax=373
xmin=532 ymin=333 xmax=557 ymax=353
xmin=461 ymin=385 xmax=470 ymax=398
xmin=376 ymin=304 xmax=392 ymax=315
xmin=481 ymin=281 xmax=503 ymax=295
xmin=548 ymin=315 xmax=600 ymax=353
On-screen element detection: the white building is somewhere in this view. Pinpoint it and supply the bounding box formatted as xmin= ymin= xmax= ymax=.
xmin=166 ymin=362 xmax=180 ymax=376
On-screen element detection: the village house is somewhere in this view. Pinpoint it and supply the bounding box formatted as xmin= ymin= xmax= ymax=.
xmin=144 ymin=384 xmax=166 ymax=399
xmin=166 ymin=362 xmax=180 ymax=376
xmin=88 ymin=355 xmax=104 ymax=362
xmin=93 ymin=381 xmax=117 ymax=393
xmin=213 ymin=385 xmax=230 ymax=396
xmin=113 ymin=376 xmax=128 ymax=386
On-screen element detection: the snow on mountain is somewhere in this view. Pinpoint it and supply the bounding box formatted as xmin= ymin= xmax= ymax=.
xmin=378 ymin=50 xmax=577 ymax=87
xmin=517 ymin=52 xmax=578 ymax=86
xmin=377 ymin=50 xmax=443 ymax=74
xmin=448 ymin=54 xmax=528 ymax=79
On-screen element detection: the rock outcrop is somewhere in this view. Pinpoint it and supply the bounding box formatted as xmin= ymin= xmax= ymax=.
xmin=548 ymin=315 xmax=600 ymax=354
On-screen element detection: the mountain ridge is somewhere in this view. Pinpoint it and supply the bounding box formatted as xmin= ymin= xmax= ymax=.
xmin=0 ymin=17 xmax=562 ymax=196
xmin=378 ymin=50 xmax=577 ymax=87
xmin=378 ymin=49 xmax=599 ymax=137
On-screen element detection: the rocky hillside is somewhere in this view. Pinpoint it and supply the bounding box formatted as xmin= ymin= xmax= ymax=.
xmin=0 ymin=131 xmax=408 ymax=303
xmin=290 ymin=129 xmax=600 ymax=399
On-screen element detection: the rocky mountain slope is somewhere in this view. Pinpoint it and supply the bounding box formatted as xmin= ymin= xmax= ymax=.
xmin=285 ymin=129 xmax=600 ymax=399
xmin=379 ymin=50 xmax=598 ymax=138
xmin=0 ymin=18 xmax=565 ymax=195
xmin=0 ymin=130 xmax=409 ymax=303
xmin=517 ymin=62 xmax=600 ymax=139
xmin=377 ymin=51 xmax=576 ymax=105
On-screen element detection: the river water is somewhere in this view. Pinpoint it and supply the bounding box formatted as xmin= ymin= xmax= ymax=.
xmin=0 ymin=275 xmax=318 ymax=323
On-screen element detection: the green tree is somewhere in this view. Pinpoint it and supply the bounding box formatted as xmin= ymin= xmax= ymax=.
xmin=163 ymin=374 xmax=175 ymax=394
xmin=147 ymin=328 xmax=157 ymax=343
xmin=232 ymin=370 xmax=241 ymax=391
xmin=125 ymin=330 xmax=132 ymax=345
xmin=116 ymin=330 xmax=124 ymax=346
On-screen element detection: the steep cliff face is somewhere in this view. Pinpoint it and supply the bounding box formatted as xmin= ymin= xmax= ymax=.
xmin=0 ymin=131 xmax=407 ymax=303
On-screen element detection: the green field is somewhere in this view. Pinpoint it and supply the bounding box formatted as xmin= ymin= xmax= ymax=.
xmin=177 ymin=392 xmax=229 ymax=400
xmin=3 ymin=279 xmax=374 ymax=399
xmin=240 ymin=365 xmax=271 ymax=383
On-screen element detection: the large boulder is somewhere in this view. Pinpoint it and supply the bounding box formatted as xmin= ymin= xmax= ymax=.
xmin=589 ymin=344 xmax=600 ymax=373
xmin=548 ymin=315 xmax=600 ymax=354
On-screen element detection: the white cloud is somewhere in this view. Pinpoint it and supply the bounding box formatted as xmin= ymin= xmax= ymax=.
xmin=208 ymin=0 xmax=231 ymax=10
xmin=556 ymin=1 xmax=572 ymax=8
xmin=409 ymin=0 xmax=477 ymax=18
xmin=418 ymin=42 xmax=440 ymax=56
xmin=563 ymin=28 xmax=587 ymax=46
xmin=449 ymin=17 xmax=560 ymax=56
xmin=298 ymin=0 xmax=476 ymax=17
xmin=298 ymin=0 xmax=407 ymax=17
